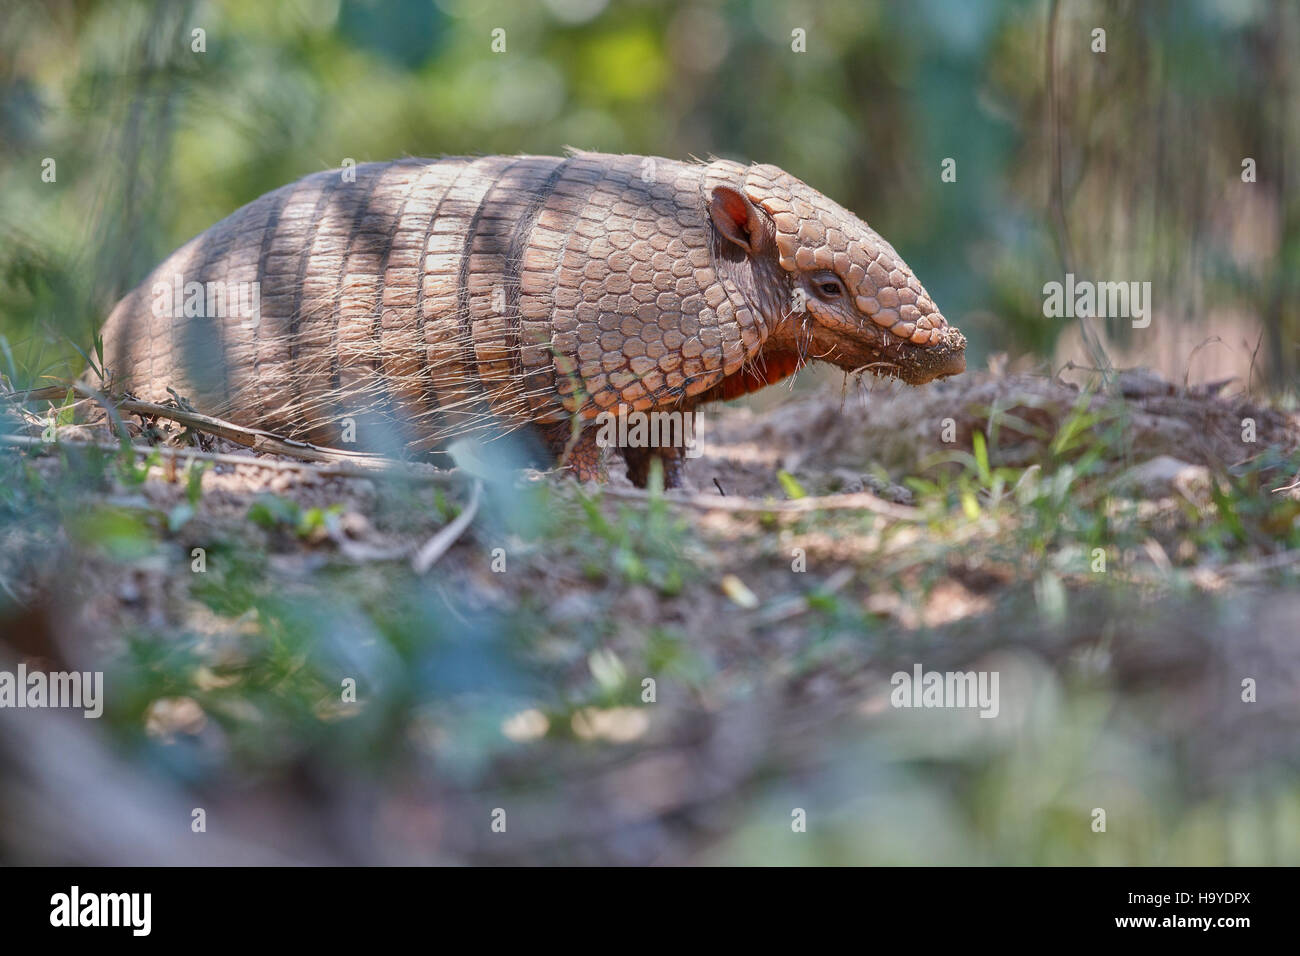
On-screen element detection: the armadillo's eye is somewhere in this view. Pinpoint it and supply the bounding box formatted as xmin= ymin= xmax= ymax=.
xmin=814 ymin=276 xmax=844 ymax=299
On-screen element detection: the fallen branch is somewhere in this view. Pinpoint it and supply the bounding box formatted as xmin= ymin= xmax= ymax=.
xmin=0 ymin=432 xmax=453 ymax=482
xmin=412 ymin=480 xmax=483 ymax=574
xmin=9 ymin=383 xmax=409 ymax=469
xmin=594 ymin=484 xmax=923 ymax=521
xmin=7 ymin=381 xmax=133 ymax=440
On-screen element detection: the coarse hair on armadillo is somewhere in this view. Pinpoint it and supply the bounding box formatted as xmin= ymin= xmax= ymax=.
xmin=93 ymin=150 xmax=955 ymax=452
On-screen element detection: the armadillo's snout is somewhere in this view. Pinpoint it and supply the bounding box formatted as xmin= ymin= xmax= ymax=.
xmin=927 ymin=324 xmax=967 ymax=378
xmin=898 ymin=322 xmax=966 ymax=384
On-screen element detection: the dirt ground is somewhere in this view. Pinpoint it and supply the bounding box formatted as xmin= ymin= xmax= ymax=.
xmin=2 ymin=365 xmax=1299 ymax=864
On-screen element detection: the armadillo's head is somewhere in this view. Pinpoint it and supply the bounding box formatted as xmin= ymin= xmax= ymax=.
xmin=708 ymin=165 xmax=965 ymax=385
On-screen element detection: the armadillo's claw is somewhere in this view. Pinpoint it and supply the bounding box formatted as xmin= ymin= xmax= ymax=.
xmin=621 ymin=445 xmax=687 ymax=490
xmin=536 ymin=420 xmax=607 ymax=483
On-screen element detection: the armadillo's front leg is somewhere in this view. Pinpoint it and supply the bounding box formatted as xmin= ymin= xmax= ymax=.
xmin=535 ymin=421 xmax=607 ymax=483
xmin=621 ymin=445 xmax=686 ymax=490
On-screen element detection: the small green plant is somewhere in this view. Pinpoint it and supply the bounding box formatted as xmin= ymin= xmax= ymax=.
xmin=248 ymin=493 xmax=342 ymax=540
xmin=571 ymin=467 xmax=691 ymax=595
xmin=116 ymin=448 xmax=161 ymax=487
xmin=777 ymin=469 xmax=808 ymax=500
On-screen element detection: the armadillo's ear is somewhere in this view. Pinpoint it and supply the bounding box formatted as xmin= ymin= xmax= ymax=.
xmin=710 ymin=186 xmax=764 ymax=253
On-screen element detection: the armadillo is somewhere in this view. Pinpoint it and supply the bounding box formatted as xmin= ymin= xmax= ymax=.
xmin=93 ymin=151 xmax=965 ymax=488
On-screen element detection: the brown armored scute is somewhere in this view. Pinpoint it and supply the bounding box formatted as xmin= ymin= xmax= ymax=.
xmin=93 ymin=152 xmax=966 ymax=488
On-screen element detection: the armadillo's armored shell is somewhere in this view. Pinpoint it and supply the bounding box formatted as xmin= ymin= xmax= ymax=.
xmin=742 ymin=164 xmax=948 ymax=346
xmin=538 ymin=153 xmax=766 ymax=413
xmin=96 ymin=153 xmax=771 ymax=448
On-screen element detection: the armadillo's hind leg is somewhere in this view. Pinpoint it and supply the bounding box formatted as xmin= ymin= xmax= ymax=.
xmin=621 ymin=445 xmax=686 ymax=490
xmin=534 ymin=420 xmax=607 ymax=483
